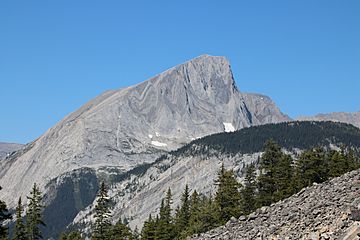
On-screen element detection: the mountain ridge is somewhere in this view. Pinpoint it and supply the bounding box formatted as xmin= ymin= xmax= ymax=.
xmin=297 ymin=110 xmax=360 ymax=128
xmin=0 ymin=142 xmax=23 ymax=160
xmin=70 ymin=121 xmax=360 ymax=234
xmin=0 ymin=55 xmax=289 ymax=213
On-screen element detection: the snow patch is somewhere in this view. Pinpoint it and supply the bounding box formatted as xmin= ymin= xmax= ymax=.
xmin=151 ymin=141 xmax=167 ymax=147
xmin=155 ymin=132 xmax=160 ymax=137
xmin=148 ymin=134 xmax=153 ymax=139
xmin=223 ymin=122 xmax=235 ymax=132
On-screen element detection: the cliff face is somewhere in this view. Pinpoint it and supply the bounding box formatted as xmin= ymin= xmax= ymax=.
xmin=190 ymin=169 xmax=360 ymax=240
xmin=0 ymin=55 xmax=289 ymax=209
xmin=71 ymin=121 xmax=360 ymax=235
xmin=0 ymin=55 xmax=291 ymax=238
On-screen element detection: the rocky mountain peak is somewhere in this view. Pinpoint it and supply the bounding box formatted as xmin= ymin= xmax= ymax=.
xmin=134 ymin=54 xmax=237 ymax=109
xmin=0 ymin=55 xmax=290 ymax=229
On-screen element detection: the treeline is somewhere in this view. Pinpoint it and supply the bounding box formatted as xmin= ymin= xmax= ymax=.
xmin=1 ymin=140 xmax=359 ymax=239
xmin=173 ymin=121 xmax=360 ymax=157
xmin=0 ymin=182 xmax=137 ymax=240
xmin=140 ymin=140 xmax=360 ymax=239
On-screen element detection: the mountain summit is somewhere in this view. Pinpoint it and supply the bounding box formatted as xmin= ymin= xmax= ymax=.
xmin=0 ymin=55 xmax=290 ymax=236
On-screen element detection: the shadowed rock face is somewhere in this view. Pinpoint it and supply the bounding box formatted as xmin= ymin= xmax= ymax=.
xmin=0 ymin=55 xmax=290 ymax=236
xmin=297 ymin=111 xmax=360 ymax=128
xmin=0 ymin=142 xmax=23 ymax=160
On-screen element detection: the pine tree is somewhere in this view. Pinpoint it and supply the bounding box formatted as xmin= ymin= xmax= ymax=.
xmin=185 ymin=192 xmax=218 ymax=237
xmin=0 ymin=186 xmax=11 ymax=239
xmin=107 ymin=220 xmax=134 ymax=240
xmin=273 ymin=154 xmax=294 ymax=201
xmin=256 ymin=140 xmax=283 ymax=207
xmin=328 ymin=150 xmax=345 ymax=178
xmin=197 ymin=194 xmax=217 ymax=233
xmin=296 ymin=147 xmax=328 ymax=188
xmin=141 ymin=215 xmax=156 ymax=240
xmin=214 ymin=165 xmax=242 ymax=224
xmin=156 ymin=188 xmax=174 ymax=240
xmin=13 ymin=197 xmax=27 ymax=240
xmin=345 ymin=147 xmax=360 ymax=171
xmin=58 ymin=230 xmax=84 ymax=240
xmin=26 ymin=183 xmax=45 ymax=240
xmin=92 ymin=182 xmax=111 ymax=240
xmin=241 ymin=164 xmax=257 ymax=215
xmin=174 ymin=185 xmax=190 ymax=237
xmin=185 ymin=190 xmax=201 ymax=236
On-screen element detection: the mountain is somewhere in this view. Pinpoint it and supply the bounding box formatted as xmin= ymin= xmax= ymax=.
xmin=297 ymin=110 xmax=360 ymax=128
xmin=71 ymin=121 xmax=360 ymax=234
xmin=0 ymin=55 xmax=290 ymax=237
xmin=190 ymin=169 xmax=360 ymax=239
xmin=0 ymin=142 xmax=23 ymax=160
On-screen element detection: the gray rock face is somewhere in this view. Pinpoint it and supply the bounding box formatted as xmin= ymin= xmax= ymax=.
xmin=71 ymin=151 xmax=261 ymax=233
xmin=242 ymin=93 xmax=290 ymax=124
xmin=298 ymin=111 xmax=360 ymax=128
xmin=190 ymin=169 xmax=360 ymax=240
xmin=72 ymin=121 xmax=360 ymax=233
xmin=0 ymin=55 xmax=289 ymax=209
xmin=0 ymin=142 xmax=23 ymax=160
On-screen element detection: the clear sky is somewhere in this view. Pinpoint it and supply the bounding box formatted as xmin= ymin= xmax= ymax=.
xmin=0 ymin=1 xmax=359 ymax=144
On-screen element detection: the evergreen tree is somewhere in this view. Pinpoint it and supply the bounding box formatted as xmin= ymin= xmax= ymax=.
xmin=328 ymin=147 xmax=360 ymax=178
xmin=58 ymin=230 xmax=84 ymax=240
xmin=345 ymin=147 xmax=360 ymax=171
xmin=140 ymin=215 xmax=156 ymax=240
xmin=241 ymin=164 xmax=257 ymax=215
xmin=155 ymin=188 xmax=174 ymax=240
xmin=26 ymin=183 xmax=45 ymax=240
xmin=273 ymin=154 xmax=294 ymax=201
xmin=185 ymin=190 xmax=201 ymax=236
xmin=0 ymin=186 xmax=11 ymax=240
xmin=328 ymin=150 xmax=345 ymax=178
xmin=107 ymin=220 xmax=134 ymax=240
xmin=174 ymin=185 xmax=190 ymax=237
xmin=13 ymin=197 xmax=27 ymax=240
xmin=140 ymin=141 xmax=360 ymax=240
xmin=256 ymin=140 xmax=283 ymax=207
xmin=296 ymin=147 xmax=328 ymax=188
xmin=153 ymin=215 xmax=160 ymax=239
xmin=214 ymin=165 xmax=242 ymax=224
xmin=92 ymin=182 xmax=111 ymax=240
xmin=193 ymin=194 xmax=215 ymax=235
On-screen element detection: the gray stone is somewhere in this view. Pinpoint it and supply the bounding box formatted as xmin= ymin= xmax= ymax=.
xmin=189 ymin=169 xmax=360 ymax=240
xmin=239 ymin=216 xmax=247 ymax=221
xmin=0 ymin=142 xmax=23 ymax=160
xmin=297 ymin=111 xmax=360 ymax=129
xmin=0 ymin=55 xmax=290 ymax=211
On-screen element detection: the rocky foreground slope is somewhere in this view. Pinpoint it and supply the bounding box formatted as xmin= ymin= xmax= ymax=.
xmin=191 ymin=169 xmax=360 ymax=240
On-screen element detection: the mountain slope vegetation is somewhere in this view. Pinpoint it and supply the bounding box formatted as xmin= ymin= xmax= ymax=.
xmin=173 ymin=121 xmax=360 ymax=157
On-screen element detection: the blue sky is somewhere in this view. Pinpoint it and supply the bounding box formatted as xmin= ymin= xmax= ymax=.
xmin=0 ymin=1 xmax=359 ymax=143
